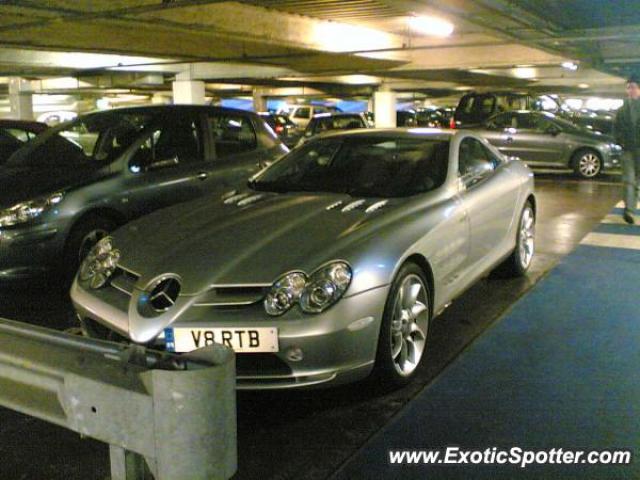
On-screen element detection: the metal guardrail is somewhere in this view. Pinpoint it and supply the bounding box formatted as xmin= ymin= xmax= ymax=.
xmin=0 ymin=317 xmax=237 ymax=480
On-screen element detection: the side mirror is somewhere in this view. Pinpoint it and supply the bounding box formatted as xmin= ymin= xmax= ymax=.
xmin=545 ymin=125 xmax=561 ymax=136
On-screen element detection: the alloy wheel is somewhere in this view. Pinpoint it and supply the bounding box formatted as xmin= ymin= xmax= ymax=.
xmin=518 ymin=206 xmax=535 ymax=269
xmin=578 ymin=152 xmax=601 ymax=178
xmin=389 ymin=274 xmax=429 ymax=377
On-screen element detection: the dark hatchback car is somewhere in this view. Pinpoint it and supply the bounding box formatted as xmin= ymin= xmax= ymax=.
xmin=0 ymin=105 xmax=287 ymax=282
xmin=0 ymin=120 xmax=48 ymax=164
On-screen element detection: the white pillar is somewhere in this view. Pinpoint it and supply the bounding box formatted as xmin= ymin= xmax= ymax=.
xmin=374 ymin=87 xmax=396 ymax=128
xmin=172 ymin=70 xmax=206 ymax=105
xmin=8 ymin=77 xmax=34 ymax=120
xmin=253 ymin=88 xmax=267 ymax=112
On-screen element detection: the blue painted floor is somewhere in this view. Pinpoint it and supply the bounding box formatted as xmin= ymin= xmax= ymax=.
xmin=333 ymin=211 xmax=640 ymax=479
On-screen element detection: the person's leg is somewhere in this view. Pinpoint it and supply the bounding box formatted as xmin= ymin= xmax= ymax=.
xmin=622 ymin=151 xmax=636 ymax=223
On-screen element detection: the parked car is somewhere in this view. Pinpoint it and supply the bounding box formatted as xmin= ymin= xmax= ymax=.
xmin=258 ymin=112 xmax=300 ymax=148
xmin=454 ymin=91 xmax=534 ymax=127
xmin=416 ymin=108 xmax=455 ymax=128
xmin=72 ymin=128 xmax=535 ymax=390
xmin=0 ymin=120 xmax=48 ymax=165
xmin=281 ymin=105 xmax=340 ymax=130
xmin=396 ymin=110 xmax=418 ymax=127
xmin=298 ymin=112 xmax=368 ymax=145
xmin=0 ymin=105 xmax=287 ymax=282
xmin=569 ymin=110 xmax=615 ymax=136
xmin=479 ymin=110 xmax=621 ymax=178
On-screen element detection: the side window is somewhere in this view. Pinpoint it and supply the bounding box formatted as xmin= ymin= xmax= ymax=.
xmin=208 ymin=114 xmax=258 ymax=158
xmin=489 ymin=113 xmax=516 ymax=129
xmin=6 ymin=128 xmax=32 ymax=143
xmin=129 ymin=117 xmax=202 ymax=172
xmin=516 ymin=113 xmax=536 ymax=130
xmin=458 ymin=137 xmax=496 ymax=185
xmin=479 ymin=96 xmax=495 ymax=116
xmin=294 ymin=107 xmax=311 ymax=119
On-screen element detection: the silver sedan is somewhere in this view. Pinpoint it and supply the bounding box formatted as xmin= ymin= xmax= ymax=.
xmin=71 ymin=129 xmax=535 ymax=390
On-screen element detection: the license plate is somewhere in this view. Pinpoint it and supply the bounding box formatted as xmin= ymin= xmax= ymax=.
xmin=165 ymin=327 xmax=279 ymax=353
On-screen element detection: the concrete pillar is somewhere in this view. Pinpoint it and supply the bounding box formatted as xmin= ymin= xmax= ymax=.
xmin=253 ymin=88 xmax=267 ymax=112
xmin=8 ymin=77 xmax=34 ymax=120
xmin=172 ymin=70 xmax=206 ymax=105
xmin=374 ymin=86 xmax=396 ymax=128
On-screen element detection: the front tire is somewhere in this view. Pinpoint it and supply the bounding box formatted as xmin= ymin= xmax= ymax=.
xmin=373 ymin=262 xmax=431 ymax=389
xmin=572 ymin=149 xmax=602 ymax=179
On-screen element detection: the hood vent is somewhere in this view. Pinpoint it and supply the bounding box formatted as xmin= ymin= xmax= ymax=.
xmin=237 ymin=194 xmax=266 ymax=207
xmin=224 ymin=192 xmax=252 ymax=205
xmin=365 ymin=200 xmax=388 ymax=213
xmin=326 ymin=200 xmax=344 ymax=211
xmin=341 ymin=199 xmax=367 ymax=212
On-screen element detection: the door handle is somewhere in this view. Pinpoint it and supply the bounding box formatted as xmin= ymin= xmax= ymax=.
xmin=196 ymin=171 xmax=208 ymax=180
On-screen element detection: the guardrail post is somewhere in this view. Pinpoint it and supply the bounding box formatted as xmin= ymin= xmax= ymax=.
xmin=0 ymin=318 xmax=237 ymax=480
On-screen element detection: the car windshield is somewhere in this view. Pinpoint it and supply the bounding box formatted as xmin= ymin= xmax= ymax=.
xmin=252 ymin=136 xmax=450 ymax=198
xmin=6 ymin=111 xmax=154 ymax=168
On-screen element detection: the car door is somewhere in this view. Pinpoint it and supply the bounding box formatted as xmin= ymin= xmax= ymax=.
xmin=457 ymin=136 xmax=521 ymax=268
xmin=198 ymin=111 xmax=266 ymax=193
xmin=121 ymin=111 xmax=208 ymax=218
xmin=506 ymin=113 xmax=564 ymax=164
xmin=482 ymin=112 xmax=517 ymax=155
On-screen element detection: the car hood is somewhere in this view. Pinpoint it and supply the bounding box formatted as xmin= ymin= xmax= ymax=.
xmin=0 ymin=164 xmax=108 ymax=208
xmin=114 ymin=190 xmax=404 ymax=294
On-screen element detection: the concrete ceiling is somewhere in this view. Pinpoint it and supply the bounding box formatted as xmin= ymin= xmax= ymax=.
xmin=0 ymin=0 xmax=634 ymax=100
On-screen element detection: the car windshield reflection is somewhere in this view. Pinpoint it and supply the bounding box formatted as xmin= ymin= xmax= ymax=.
xmin=252 ymin=136 xmax=450 ymax=198
xmin=5 ymin=111 xmax=154 ymax=169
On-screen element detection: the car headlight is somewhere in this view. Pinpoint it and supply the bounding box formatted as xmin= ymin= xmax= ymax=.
xmin=608 ymin=143 xmax=622 ymax=152
xmin=264 ymin=272 xmax=307 ymax=316
xmin=0 ymin=192 xmax=64 ymax=227
xmin=264 ymin=262 xmax=352 ymax=316
xmin=300 ymin=262 xmax=352 ymax=313
xmin=78 ymin=236 xmax=120 ymax=289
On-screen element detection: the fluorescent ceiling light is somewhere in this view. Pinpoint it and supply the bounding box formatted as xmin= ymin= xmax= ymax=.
xmin=512 ymin=67 xmax=537 ymax=79
xmin=578 ymin=83 xmax=590 ymax=89
xmin=408 ymin=16 xmax=454 ymax=37
xmin=561 ymin=61 xmax=579 ymax=71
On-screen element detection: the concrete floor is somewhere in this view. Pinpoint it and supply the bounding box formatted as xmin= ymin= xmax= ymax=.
xmin=0 ymin=172 xmax=622 ymax=480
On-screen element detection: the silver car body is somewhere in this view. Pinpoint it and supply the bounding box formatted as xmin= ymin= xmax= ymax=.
xmin=72 ymin=129 xmax=535 ymax=390
xmin=480 ymin=110 xmax=621 ymax=171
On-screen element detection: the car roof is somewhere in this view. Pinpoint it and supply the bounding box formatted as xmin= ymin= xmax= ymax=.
xmin=81 ymin=104 xmax=260 ymax=118
xmin=306 ymin=127 xmax=457 ymax=142
xmin=0 ymin=119 xmax=48 ymax=132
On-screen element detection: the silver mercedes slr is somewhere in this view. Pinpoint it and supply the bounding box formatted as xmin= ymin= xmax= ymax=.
xmin=71 ymin=129 xmax=535 ymax=390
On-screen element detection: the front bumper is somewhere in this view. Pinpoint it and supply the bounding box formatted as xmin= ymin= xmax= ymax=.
xmin=0 ymin=223 xmax=61 ymax=281
xmin=603 ymin=151 xmax=622 ymax=169
xmin=71 ymin=279 xmax=390 ymax=390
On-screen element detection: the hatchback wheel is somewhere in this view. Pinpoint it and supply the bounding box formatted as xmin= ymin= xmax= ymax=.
xmin=374 ymin=262 xmax=431 ymax=388
xmin=573 ymin=150 xmax=602 ymax=179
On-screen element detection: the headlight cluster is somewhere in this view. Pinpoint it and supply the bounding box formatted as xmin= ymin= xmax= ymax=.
xmin=264 ymin=262 xmax=352 ymax=316
xmin=608 ymin=143 xmax=623 ymax=152
xmin=0 ymin=192 xmax=64 ymax=227
xmin=78 ymin=236 xmax=120 ymax=289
